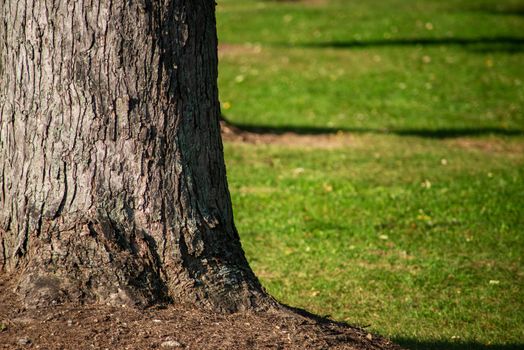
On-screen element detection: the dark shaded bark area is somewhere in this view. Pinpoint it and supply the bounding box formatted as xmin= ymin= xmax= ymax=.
xmin=0 ymin=0 xmax=269 ymax=311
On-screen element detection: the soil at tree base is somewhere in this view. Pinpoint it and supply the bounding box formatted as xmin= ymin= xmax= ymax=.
xmin=0 ymin=278 xmax=402 ymax=350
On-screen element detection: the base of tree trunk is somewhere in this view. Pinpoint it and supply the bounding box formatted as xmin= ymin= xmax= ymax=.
xmin=8 ymin=224 xmax=273 ymax=313
xmin=0 ymin=277 xmax=403 ymax=350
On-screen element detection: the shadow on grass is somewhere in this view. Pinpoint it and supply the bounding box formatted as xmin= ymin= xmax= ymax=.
xmin=395 ymin=338 xmax=524 ymax=350
xmin=465 ymin=4 xmax=524 ymax=17
xmin=281 ymin=304 xmax=524 ymax=350
xmin=228 ymin=122 xmax=524 ymax=139
xmin=281 ymin=304 xmax=404 ymax=349
xmin=290 ymin=36 xmax=524 ymax=53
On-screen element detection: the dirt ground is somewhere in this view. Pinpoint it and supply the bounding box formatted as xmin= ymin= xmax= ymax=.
xmin=0 ymin=278 xmax=402 ymax=350
xmin=220 ymin=120 xmax=356 ymax=149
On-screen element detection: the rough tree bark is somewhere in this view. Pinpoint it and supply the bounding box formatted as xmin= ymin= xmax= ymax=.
xmin=0 ymin=0 xmax=270 ymax=312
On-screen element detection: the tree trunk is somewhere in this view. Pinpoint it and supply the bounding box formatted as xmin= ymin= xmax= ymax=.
xmin=0 ymin=0 xmax=269 ymax=312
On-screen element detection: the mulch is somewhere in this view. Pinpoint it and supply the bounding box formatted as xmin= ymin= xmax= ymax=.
xmin=0 ymin=279 xmax=403 ymax=350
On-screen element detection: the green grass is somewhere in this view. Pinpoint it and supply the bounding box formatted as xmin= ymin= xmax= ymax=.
xmin=225 ymin=138 xmax=524 ymax=348
xmin=217 ymin=0 xmax=524 ymax=348
xmin=217 ymin=0 xmax=524 ymax=132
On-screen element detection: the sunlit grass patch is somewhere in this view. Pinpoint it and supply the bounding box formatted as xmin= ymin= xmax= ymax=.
xmin=225 ymin=136 xmax=524 ymax=345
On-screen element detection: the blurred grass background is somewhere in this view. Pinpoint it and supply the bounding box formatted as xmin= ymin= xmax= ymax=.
xmin=216 ymin=0 xmax=524 ymax=349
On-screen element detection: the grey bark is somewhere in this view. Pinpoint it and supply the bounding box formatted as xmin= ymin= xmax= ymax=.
xmin=0 ymin=0 xmax=269 ymax=312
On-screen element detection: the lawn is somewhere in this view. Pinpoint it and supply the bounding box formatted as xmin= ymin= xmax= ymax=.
xmin=216 ymin=0 xmax=524 ymax=349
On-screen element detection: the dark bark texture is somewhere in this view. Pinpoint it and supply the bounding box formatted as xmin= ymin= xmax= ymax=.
xmin=0 ymin=0 xmax=269 ymax=311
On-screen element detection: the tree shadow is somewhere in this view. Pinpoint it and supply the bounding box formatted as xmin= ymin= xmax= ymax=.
xmin=293 ymin=36 xmax=524 ymax=53
xmin=278 ymin=304 xmax=524 ymax=350
xmin=470 ymin=44 xmax=524 ymax=54
xmin=227 ymin=121 xmax=524 ymax=139
xmin=464 ymin=4 xmax=524 ymax=17
xmin=391 ymin=127 xmax=524 ymax=138
xmin=279 ymin=304 xmax=404 ymax=349
xmin=479 ymin=8 xmax=524 ymax=17
xmin=395 ymin=338 xmax=524 ymax=350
